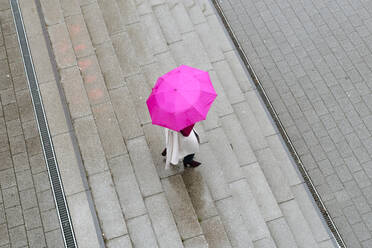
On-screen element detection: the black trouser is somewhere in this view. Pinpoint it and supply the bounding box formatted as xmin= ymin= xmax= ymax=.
xmin=183 ymin=154 xmax=195 ymax=164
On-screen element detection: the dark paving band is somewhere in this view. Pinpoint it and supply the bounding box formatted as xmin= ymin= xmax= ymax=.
xmin=210 ymin=0 xmax=346 ymax=247
xmin=10 ymin=0 xmax=77 ymax=247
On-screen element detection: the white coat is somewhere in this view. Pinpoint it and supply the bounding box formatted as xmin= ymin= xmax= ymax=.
xmin=164 ymin=128 xmax=199 ymax=169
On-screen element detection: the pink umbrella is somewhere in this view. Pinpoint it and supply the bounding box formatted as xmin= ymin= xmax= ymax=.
xmin=146 ymin=65 xmax=217 ymax=131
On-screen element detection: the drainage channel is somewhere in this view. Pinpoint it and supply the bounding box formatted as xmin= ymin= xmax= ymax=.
xmin=210 ymin=0 xmax=346 ymax=247
xmin=10 ymin=0 xmax=77 ymax=247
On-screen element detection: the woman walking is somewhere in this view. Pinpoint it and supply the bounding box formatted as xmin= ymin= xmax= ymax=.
xmin=146 ymin=65 xmax=217 ymax=170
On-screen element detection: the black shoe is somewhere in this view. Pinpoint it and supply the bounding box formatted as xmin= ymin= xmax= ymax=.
xmin=161 ymin=148 xmax=166 ymax=156
xmin=184 ymin=160 xmax=201 ymax=168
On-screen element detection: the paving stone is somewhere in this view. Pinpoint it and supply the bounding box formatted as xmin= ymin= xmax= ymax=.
xmin=213 ymin=60 xmax=244 ymax=104
xmin=207 ymin=127 xmax=243 ymax=183
xmin=74 ymin=115 xmax=108 ymax=175
xmin=12 ymin=75 xmax=27 ymax=93
xmin=243 ymin=163 xmax=282 ymax=221
xmin=111 ymin=32 xmax=140 ymax=77
xmin=25 ymin=136 xmax=42 ymax=156
xmin=182 ymin=167 xmax=218 ymax=220
xmin=33 ymin=171 xmax=50 ymax=193
xmin=65 ymin=14 xmax=95 ymax=58
xmin=19 ymin=188 xmax=37 ymax=211
xmin=67 ymin=191 xmax=101 ymax=247
xmin=48 ymin=23 xmax=77 ymax=69
xmin=206 ymin=14 xmax=232 ymax=52
xmin=60 ymin=66 xmax=92 ymax=119
xmin=95 ymin=42 xmax=125 ymax=90
xmin=106 ymin=235 xmax=133 ymax=248
xmin=208 ymin=70 xmax=234 ymax=117
xmin=127 ymin=214 xmax=158 ymax=248
xmin=78 ymin=55 xmax=110 ymax=106
xmin=36 ymin=189 xmax=54 ymax=212
xmin=52 ymin=133 xmax=85 ymax=196
xmin=229 ymin=179 xmax=270 ymax=241
xmin=96 ymin=0 xmax=125 ymax=36
xmin=39 ymin=0 xmax=64 ymax=26
xmin=162 ymin=175 xmax=202 ymax=239
xmin=233 ymin=101 xmax=267 ymax=150
xmin=127 ymin=136 xmax=162 ymax=197
xmin=39 ymin=81 xmax=69 ymax=136
xmin=0 ymin=151 xmax=12 ymax=171
xmin=45 ymin=229 xmax=64 ymax=248
xmin=215 ymin=196 xmax=254 ymax=248
xmin=3 ymin=103 xmax=19 ymax=122
xmin=220 ymin=114 xmax=256 ymax=166
xmin=354 ymin=169 xmax=371 ymax=189
xmin=109 ymin=87 xmax=143 ymax=140
xmin=109 ymin=154 xmax=146 ymax=220
xmin=201 ymin=216 xmax=232 ymax=248
xmin=140 ymin=13 xmax=168 ymax=54
xmin=279 ymin=199 xmax=318 ymax=248
xmin=92 ymin=102 xmax=127 ymax=159
xmin=0 ymin=168 xmax=16 ymax=189
xmin=5 ymin=206 xmax=23 ymax=228
xmin=41 ymin=208 xmax=59 ymax=232
xmin=23 ymin=207 xmax=42 ymax=230
xmin=153 ymin=4 xmax=181 ymax=44
xmin=27 ymin=227 xmax=46 ymax=248
xmin=182 ymin=31 xmax=213 ymax=71
xmin=59 ymin=0 xmax=81 ymax=17
xmin=15 ymin=169 xmax=33 ymax=191
xmin=127 ymin=22 xmax=154 ymax=66
xmin=353 ymin=222 xmax=372 ymax=242
xmin=29 ymin=153 xmax=46 ymax=175
xmin=116 ymin=0 xmax=139 ymax=25
xmin=145 ymin=193 xmax=183 ymax=248
xmin=89 ymin=171 xmax=127 ymax=239
xmin=125 ymin=73 xmax=152 ymax=124
xmin=8 ymin=225 xmax=27 ymax=247
xmin=81 ymin=3 xmax=110 ymax=46
xmin=28 ymin=34 xmax=54 ymax=84
xmin=267 ymin=217 xmax=297 ymax=248
xmin=0 ymin=204 xmax=4 ymax=223
xmin=0 ymin=223 xmax=9 ymax=246
xmin=197 ymin=143 xmax=230 ymax=200
xmin=183 ymin=235 xmax=208 ymax=248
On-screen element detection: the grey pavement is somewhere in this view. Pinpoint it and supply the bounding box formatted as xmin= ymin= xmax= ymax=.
xmin=11 ymin=0 xmax=338 ymax=247
xmin=0 ymin=1 xmax=64 ymax=247
xmin=219 ymin=0 xmax=372 ymax=247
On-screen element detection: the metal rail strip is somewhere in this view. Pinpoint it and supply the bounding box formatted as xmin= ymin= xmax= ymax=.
xmin=210 ymin=0 xmax=346 ymax=247
xmin=10 ymin=0 xmax=77 ymax=247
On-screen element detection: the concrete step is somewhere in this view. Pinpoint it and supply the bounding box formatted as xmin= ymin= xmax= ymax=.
xmin=162 ymin=175 xmax=203 ymax=241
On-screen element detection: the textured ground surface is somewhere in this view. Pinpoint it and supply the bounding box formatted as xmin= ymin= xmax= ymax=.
xmin=218 ymin=0 xmax=372 ymax=246
xmin=0 ymin=3 xmax=64 ymax=247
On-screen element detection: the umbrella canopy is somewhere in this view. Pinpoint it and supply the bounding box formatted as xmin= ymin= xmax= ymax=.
xmin=146 ymin=65 xmax=217 ymax=131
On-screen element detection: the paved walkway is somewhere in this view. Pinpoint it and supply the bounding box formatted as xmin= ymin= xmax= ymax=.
xmin=0 ymin=2 xmax=64 ymax=247
xmin=218 ymin=0 xmax=372 ymax=247
xmin=10 ymin=0 xmax=338 ymax=247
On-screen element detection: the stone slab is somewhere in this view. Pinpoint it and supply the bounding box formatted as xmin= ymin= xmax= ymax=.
xmin=39 ymin=81 xmax=69 ymax=136
xmin=145 ymin=193 xmax=183 ymax=248
xmin=162 ymin=175 xmax=202 ymax=239
xmin=92 ymin=102 xmax=128 ymax=159
xmin=67 ymin=191 xmax=101 ymax=248
xmin=109 ymin=87 xmax=143 ymax=140
xmin=127 ymin=214 xmax=158 ymax=248
xmin=201 ymin=215 xmax=232 ymax=248
xmin=89 ymin=171 xmax=127 ymax=240
xmin=73 ymin=115 xmax=108 ymax=175
xmin=60 ymin=66 xmax=92 ymax=119
xmin=52 ymin=132 xmax=85 ymax=196
xmin=109 ymin=154 xmax=146 ymax=220
xmin=127 ymin=136 xmax=162 ymax=197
